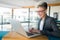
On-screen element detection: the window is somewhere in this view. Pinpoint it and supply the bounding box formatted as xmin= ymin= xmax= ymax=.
xmin=0 ymin=7 xmax=12 ymax=31
xmin=13 ymin=8 xmax=29 ymax=21
xmin=0 ymin=7 xmax=42 ymax=31
xmin=29 ymin=8 xmax=39 ymax=29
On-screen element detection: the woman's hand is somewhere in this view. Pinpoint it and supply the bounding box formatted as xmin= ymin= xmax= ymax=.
xmin=29 ymin=28 xmax=40 ymax=33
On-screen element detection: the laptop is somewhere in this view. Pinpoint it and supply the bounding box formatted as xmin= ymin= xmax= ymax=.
xmin=10 ymin=19 xmax=41 ymax=38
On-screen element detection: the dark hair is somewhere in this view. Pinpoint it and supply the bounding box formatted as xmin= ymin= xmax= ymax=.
xmin=37 ymin=2 xmax=48 ymax=9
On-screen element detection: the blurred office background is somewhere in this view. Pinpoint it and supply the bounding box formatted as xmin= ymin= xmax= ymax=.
xmin=0 ymin=0 xmax=60 ymax=32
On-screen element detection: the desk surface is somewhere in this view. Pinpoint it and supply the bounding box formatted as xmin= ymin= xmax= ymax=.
xmin=2 ymin=31 xmax=48 ymax=40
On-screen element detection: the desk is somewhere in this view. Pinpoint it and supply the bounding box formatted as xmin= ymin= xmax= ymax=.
xmin=2 ymin=31 xmax=48 ymax=40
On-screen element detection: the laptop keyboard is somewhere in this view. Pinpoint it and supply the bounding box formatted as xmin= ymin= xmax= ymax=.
xmin=26 ymin=32 xmax=34 ymax=36
xmin=26 ymin=32 xmax=40 ymax=36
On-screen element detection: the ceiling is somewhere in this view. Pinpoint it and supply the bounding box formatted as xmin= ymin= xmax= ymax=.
xmin=0 ymin=0 xmax=60 ymax=8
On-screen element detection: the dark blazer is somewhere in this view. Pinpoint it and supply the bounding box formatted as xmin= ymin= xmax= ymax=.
xmin=38 ymin=15 xmax=60 ymax=37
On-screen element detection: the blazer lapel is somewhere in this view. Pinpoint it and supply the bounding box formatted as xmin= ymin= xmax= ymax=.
xmin=43 ymin=15 xmax=48 ymax=30
xmin=38 ymin=19 xmax=41 ymax=30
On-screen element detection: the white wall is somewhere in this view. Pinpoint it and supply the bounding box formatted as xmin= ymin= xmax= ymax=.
xmin=50 ymin=6 xmax=60 ymax=20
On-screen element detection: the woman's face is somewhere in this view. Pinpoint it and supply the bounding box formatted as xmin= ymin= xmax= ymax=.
xmin=36 ymin=7 xmax=47 ymax=18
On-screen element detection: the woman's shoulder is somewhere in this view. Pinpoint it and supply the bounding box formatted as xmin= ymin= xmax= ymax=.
xmin=47 ymin=16 xmax=55 ymax=20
